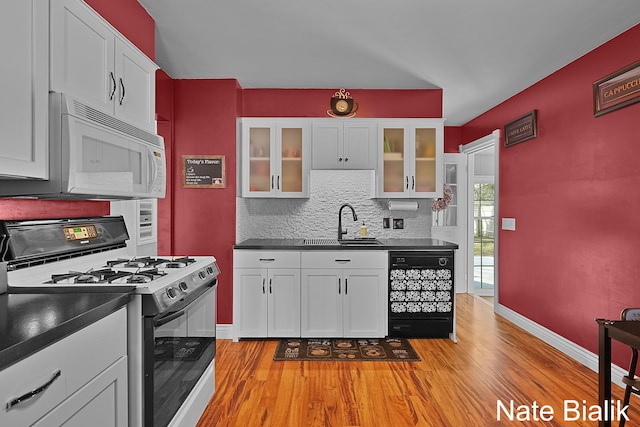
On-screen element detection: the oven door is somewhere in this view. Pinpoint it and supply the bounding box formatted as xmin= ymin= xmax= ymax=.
xmin=143 ymin=284 xmax=216 ymax=427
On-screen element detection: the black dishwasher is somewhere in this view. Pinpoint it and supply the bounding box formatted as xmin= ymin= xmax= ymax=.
xmin=388 ymin=251 xmax=454 ymax=338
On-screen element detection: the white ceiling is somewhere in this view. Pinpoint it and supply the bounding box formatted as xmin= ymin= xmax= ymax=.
xmin=138 ymin=0 xmax=640 ymax=125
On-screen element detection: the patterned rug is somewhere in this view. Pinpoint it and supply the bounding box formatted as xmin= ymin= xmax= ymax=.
xmin=273 ymin=338 xmax=421 ymax=361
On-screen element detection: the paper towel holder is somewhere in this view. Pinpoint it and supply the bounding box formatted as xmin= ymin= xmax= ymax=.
xmin=387 ymin=200 xmax=419 ymax=211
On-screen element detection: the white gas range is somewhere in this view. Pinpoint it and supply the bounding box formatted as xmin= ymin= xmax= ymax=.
xmin=1 ymin=216 xmax=219 ymax=427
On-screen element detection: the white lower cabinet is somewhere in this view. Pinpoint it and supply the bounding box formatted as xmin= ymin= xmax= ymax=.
xmin=0 ymin=308 xmax=128 ymax=427
xmin=32 ymin=356 xmax=127 ymax=427
xmin=233 ymin=250 xmax=301 ymax=340
xmin=301 ymin=251 xmax=388 ymax=338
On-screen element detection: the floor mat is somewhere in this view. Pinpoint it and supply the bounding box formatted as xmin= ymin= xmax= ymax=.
xmin=273 ymin=338 xmax=421 ymax=361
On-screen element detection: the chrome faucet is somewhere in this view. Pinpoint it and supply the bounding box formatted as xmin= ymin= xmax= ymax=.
xmin=338 ymin=203 xmax=358 ymax=240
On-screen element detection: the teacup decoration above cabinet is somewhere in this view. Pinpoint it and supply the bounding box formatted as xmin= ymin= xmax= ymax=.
xmin=328 ymin=88 xmax=358 ymax=118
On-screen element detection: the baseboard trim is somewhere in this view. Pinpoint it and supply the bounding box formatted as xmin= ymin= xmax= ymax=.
xmin=216 ymin=324 xmax=233 ymax=340
xmin=495 ymin=303 xmax=627 ymax=388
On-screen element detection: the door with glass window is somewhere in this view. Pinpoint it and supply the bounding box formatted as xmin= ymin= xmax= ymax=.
xmin=473 ymin=179 xmax=494 ymax=296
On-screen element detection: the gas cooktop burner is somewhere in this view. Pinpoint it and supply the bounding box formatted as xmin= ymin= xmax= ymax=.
xmin=106 ymin=256 xmax=196 ymax=269
xmin=48 ymin=267 xmax=167 ymax=285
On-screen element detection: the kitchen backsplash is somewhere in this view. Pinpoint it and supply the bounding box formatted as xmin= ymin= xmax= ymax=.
xmin=236 ymin=170 xmax=433 ymax=241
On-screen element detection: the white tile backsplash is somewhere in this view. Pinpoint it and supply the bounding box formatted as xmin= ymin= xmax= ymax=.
xmin=236 ymin=170 xmax=433 ymax=241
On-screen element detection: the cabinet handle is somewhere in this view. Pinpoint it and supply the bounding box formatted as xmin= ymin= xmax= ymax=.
xmin=338 ymin=278 xmax=341 ymax=294
xmin=6 ymin=370 xmax=61 ymax=411
xmin=259 ymin=258 xmax=275 ymax=262
xmin=405 ymin=176 xmax=409 ymax=190
xmin=412 ymin=176 xmax=415 ymax=190
xmin=345 ymin=278 xmax=348 ymax=294
xmin=277 ymin=176 xmax=280 ymax=190
xmin=271 ymin=175 xmax=274 ymax=189
xmin=334 ymin=259 xmax=351 ymax=263
xmin=119 ymin=78 xmax=125 ymax=105
xmin=269 ymin=278 xmax=272 ymax=293
xmin=262 ymin=277 xmax=266 ymax=294
xmin=109 ymin=72 xmax=116 ymax=100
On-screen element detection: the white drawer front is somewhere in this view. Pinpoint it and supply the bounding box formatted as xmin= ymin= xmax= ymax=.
xmin=234 ymin=250 xmax=300 ymax=269
xmin=301 ymin=251 xmax=387 ymax=269
xmin=0 ymin=308 xmax=127 ymax=426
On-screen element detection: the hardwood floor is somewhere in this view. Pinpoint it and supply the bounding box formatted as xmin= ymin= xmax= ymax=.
xmin=197 ymin=294 xmax=636 ymax=426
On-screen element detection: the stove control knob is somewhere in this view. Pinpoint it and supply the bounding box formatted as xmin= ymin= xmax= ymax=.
xmin=166 ymin=287 xmax=177 ymax=299
xmin=206 ymin=266 xmax=214 ymax=274
xmin=199 ymin=271 xmax=206 ymax=279
xmin=178 ymin=281 xmax=188 ymax=292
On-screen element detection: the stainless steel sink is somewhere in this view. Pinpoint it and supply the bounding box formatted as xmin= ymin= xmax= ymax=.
xmin=338 ymin=238 xmax=382 ymax=246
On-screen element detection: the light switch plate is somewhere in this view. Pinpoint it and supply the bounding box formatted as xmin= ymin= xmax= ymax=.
xmin=502 ymin=217 xmax=516 ymax=231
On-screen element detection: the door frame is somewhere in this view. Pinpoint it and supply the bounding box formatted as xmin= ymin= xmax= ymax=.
xmin=460 ymin=130 xmax=500 ymax=309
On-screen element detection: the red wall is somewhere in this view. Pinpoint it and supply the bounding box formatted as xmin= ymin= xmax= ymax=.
xmin=242 ymin=88 xmax=442 ymax=118
xmin=460 ymin=24 xmax=640 ymax=368
xmin=172 ymin=79 xmax=239 ymax=324
xmin=0 ymin=0 xmax=153 ymax=222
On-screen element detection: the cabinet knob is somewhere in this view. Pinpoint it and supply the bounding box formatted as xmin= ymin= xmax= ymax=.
xmin=344 ymin=157 xmax=349 ymax=162
xmin=338 ymin=157 xmax=343 ymax=162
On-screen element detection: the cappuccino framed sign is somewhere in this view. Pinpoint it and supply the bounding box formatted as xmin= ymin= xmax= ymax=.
xmin=182 ymin=155 xmax=226 ymax=188
xmin=593 ymin=59 xmax=640 ymax=117
xmin=504 ymin=110 xmax=538 ymax=147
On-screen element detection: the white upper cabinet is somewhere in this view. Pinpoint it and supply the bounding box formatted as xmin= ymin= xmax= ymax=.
xmin=240 ymin=119 xmax=311 ymax=198
xmin=312 ymin=119 xmax=376 ymax=169
xmin=377 ymin=119 xmax=444 ymax=198
xmin=0 ymin=0 xmax=49 ymax=179
xmin=50 ymin=0 xmax=157 ymax=132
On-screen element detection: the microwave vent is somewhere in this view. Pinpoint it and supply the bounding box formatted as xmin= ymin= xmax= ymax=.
xmin=72 ymin=100 xmax=161 ymax=147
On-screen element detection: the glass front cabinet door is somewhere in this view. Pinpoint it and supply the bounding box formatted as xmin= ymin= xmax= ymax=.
xmin=377 ymin=119 xmax=444 ymax=198
xmin=241 ymin=119 xmax=310 ymax=198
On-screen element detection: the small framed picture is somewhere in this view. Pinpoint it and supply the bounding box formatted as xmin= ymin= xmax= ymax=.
xmin=504 ymin=110 xmax=537 ymax=147
xmin=593 ymin=60 xmax=640 ymax=117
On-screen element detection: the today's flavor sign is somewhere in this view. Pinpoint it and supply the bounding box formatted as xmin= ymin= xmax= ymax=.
xmin=182 ymin=155 xmax=226 ymax=188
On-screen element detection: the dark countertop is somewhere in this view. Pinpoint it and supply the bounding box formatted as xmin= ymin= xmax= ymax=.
xmin=0 ymin=291 xmax=132 ymax=371
xmin=234 ymin=238 xmax=458 ymax=250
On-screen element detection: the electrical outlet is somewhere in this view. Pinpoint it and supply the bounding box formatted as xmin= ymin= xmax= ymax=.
xmin=383 ymin=218 xmax=390 ymax=228
xmin=393 ymin=218 xmax=404 ymax=229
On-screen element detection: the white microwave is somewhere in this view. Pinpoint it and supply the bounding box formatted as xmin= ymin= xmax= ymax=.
xmin=0 ymin=92 xmax=166 ymax=199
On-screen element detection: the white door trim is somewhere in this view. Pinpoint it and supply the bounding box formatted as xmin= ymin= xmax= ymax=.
xmin=460 ymin=130 xmax=500 ymax=309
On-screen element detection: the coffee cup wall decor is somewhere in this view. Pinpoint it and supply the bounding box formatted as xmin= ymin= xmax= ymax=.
xmin=328 ymin=88 xmax=358 ymax=117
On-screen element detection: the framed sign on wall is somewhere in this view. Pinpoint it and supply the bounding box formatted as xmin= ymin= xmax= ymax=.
xmin=504 ymin=110 xmax=538 ymax=147
xmin=182 ymin=155 xmax=226 ymax=188
xmin=593 ymin=59 xmax=640 ymax=117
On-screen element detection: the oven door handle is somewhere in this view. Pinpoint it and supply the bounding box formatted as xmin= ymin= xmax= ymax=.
xmin=155 ymin=310 xmax=186 ymax=327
